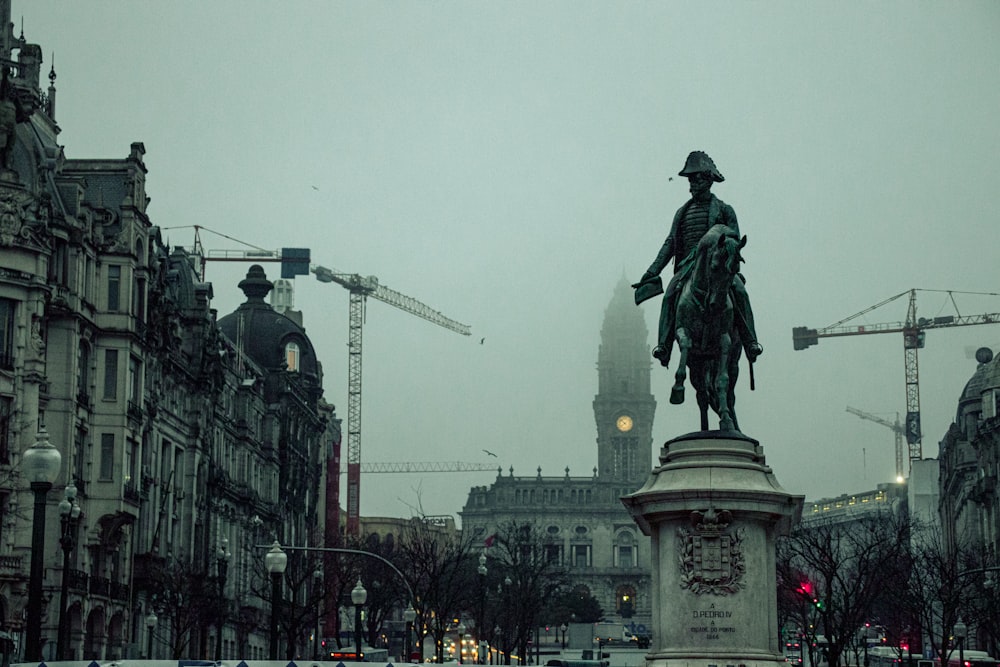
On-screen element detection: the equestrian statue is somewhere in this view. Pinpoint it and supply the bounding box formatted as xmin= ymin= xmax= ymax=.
xmin=633 ymin=151 xmax=761 ymax=433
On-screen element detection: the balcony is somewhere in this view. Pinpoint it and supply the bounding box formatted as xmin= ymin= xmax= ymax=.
xmin=0 ymin=554 xmax=22 ymax=577
xmin=127 ymin=400 xmax=143 ymax=423
xmin=110 ymin=581 xmax=130 ymax=601
xmin=90 ymin=575 xmax=111 ymax=597
xmin=68 ymin=569 xmax=89 ymax=593
xmin=124 ymin=481 xmax=141 ymax=504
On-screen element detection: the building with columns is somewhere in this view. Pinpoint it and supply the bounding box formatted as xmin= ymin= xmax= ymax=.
xmin=461 ymin=276 xmax=656 ymax=635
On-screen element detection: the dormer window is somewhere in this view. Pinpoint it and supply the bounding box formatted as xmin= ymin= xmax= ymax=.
xmin=285 ymin=341 xmax=300 ymax=372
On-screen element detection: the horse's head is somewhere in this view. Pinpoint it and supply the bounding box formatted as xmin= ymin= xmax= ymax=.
xmin=698 ymin=224 xmax=745 ymax=281
xmin=715 ymin=229 xmax=746 ymax=277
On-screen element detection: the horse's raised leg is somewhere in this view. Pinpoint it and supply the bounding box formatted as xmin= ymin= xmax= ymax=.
xmin=671 ymin=328 xmax=690 ymax=405
xmin=696 ymin=368 xmax=710 ymax=430
xmin=716 ymin=332 xmax=734 ymax=431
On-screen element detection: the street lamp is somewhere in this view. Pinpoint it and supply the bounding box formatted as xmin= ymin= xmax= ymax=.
xmin=457 ymin=622 xmax=466 ymax=663
xmin=145 ymin=609 xmax=158 ymax=659
xmin=954 ymin=618 xmax=967 ymax=667
xmin=313 ymin=568 xmax=324 ymax=660
xmin=265 ymin=541 xmax=287 ymax=660
xmin=352 ymin=578 xmax=367 ymax=661
xmin=478 ymin=553 xmax=488 ymax=663
xmin=56 ymin=482 xmax=81 ymax=660
xmin=403 ymin=604 xmax=417 ymax=663
xmin=215 ymin=538 xmax=231 ymax=661
xmin=560 ymin=623 xmax=567 ymax=650
xmin=23 ymin=428 xmax=62 ymax=662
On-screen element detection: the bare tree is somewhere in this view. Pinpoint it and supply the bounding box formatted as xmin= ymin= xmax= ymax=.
xmin=488 ymin=520 xmax=569 ymax=665
xmin=398 ymin=519 xmax=478 ymax=663
xmin=779 ymin=510 xmax=910 ymax=667
xmin=889 ymin=522 xmax=980 ymax=665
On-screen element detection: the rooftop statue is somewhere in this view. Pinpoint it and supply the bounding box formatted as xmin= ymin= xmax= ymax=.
xmin=633 ymin=151 xmax=761 ymax=432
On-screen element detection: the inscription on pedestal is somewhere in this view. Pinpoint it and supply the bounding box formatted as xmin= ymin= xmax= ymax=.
xmin=690 ymin=605 xmax=737 ymax=641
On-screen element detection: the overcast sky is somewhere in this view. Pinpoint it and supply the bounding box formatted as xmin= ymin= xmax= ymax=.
xmin=19 ymin=1 xmax=1000 ymax=521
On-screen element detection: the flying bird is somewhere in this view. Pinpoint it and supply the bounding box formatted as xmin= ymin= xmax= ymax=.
xmin=480 ymin=337 xmax=485 ymax=344
xmin=482 ymin=449 xmax=497 ymax=457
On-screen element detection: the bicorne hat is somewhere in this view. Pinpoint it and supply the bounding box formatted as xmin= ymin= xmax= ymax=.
xmin=678 ymin=151 xmax=724 ymax=182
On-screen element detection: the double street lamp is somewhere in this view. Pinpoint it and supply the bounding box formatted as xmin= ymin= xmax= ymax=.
xmin=23 ymin=428 xmax=62 ymax=663
xmin=215 ymin=538 xmax=231 ymax=661
xmin=265 ymin=541 xmax=287 ymax=660
xmin=56 ymin=482 xmax=82 ymax=660
xmin=145 ymin=610 xmax=158 ymax=659
xmin=352 ymin=578 xmax=368 ymax=660
xmin=403 ymin=604 xmax=417 ymax=663
xmin=954 ymin=618 xmax=967 ymax=667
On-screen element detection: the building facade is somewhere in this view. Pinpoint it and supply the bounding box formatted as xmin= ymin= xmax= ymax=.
xmin=938 ymin=347 xmax=1000 ymax=557
xmin=0 ymin=12 xmax=336 ymax=661
xmin=461 ymin=277 xmax=656 ymax=635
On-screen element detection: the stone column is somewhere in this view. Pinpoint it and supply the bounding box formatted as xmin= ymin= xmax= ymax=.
xmin=622 ymin=432 xmax=803 ymax=667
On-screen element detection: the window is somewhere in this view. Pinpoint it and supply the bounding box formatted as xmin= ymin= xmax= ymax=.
xmin=128 ymin=356 xmax=141 ymax=402
xmin=0 ymin=298 xmax=14 ymax=369
xmin=77 ymin=342 xmax=90 ymax=400
xmin=0 ymin=396 xmax=11 ymax=464
xmin=573 ymin=544 xmax=591 ymax=567
xmin=545 ymin=544 xmax=563 ymax=564
xmin=615 ymin=532 xmax=637 ymax=568
xmin=100 ymin=433 xmax=115 ymax=480
xmin=107 ymin=265 xmax=122 ymax=311
xmin=285 ymin=341 xmax=300 ymax=371
xmin=103 ymin=349 xmax=119 ymax=399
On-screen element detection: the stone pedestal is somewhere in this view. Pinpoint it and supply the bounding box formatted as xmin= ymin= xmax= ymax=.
xmin=622 ymin=431 xmax=803 ymax=667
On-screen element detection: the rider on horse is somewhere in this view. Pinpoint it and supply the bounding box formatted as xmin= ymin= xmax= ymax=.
xmin=635 ymin=151 xmax=762 ymax=369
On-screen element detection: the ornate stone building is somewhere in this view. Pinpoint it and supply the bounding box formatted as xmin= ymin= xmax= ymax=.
xmin=938 ymin=348 xmax=1000 ymax=556
xmin=461 ymin=277 xmax=656 ymax=635
xmin=0 ymin=10 xmax=337 ymax=661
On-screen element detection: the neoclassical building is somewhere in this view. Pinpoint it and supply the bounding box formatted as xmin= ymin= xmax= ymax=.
xmin=938 ymin=347 xmax=1000 ymax=556
xmin=0 ymin=10 xmax=337 ymax=661
xmin=461 ymin=277 xmax=656 ymax=635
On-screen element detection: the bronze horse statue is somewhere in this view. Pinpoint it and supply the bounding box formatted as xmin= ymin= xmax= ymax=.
xmin=670 ymin=224 xmax=746 ymax=432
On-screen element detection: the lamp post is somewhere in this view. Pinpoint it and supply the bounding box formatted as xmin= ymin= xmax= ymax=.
xmin=457 ymin=622 xmax=466 ymax=662
xmin=478 ymin=552 xmax=488 ymax=663
xmin=954 ymin=618 xmax=967 ymax=667
xmin=265 ymin=541 xmax=287 ymax=660
xmin=56 ymin=482 xmax=81 ymax=660
xmin=215 ymin=538 xmax=231 ymax=661
xmin=145 ymin=609 xmax=158 ymax=659
xmin=352 ymin=578 xmax=367 ymax=661
xmin=313 ymin=568 xmax=323 ymax=660
xmin=404 ymin=604 xmax=417 ymax=663
xmin=23 ymin=428 xmax=62 ymax=662
xmin=560 ymin=623 xmax=567 ymax=650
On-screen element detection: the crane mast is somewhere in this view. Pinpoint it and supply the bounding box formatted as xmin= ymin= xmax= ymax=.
xmin=846 ymin=406 xmax=905 ymax=481
xmin=794 ymin=288 xmax=1000 ymax=465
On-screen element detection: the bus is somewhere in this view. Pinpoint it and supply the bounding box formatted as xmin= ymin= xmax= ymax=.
xmin=868 ymin=646 xmax=997 ymax=667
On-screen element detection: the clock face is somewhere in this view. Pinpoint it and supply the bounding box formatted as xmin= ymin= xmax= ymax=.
xmin=616 ymin=415 xmax=634 ymax=432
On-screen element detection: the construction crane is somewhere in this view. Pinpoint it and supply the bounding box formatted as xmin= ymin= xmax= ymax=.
xmin=845 ymin=406 xmax=905 ymax=483
xmin=185 ymin=226 xmax=471 ymax=535
xmin=361 ymin=462 xmax=499 ymax=473
xmin=793 ymin=288 xmax=1000 ymax=467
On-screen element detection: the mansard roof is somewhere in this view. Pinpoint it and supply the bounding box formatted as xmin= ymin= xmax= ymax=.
xmin=217 ymin=265 xmax=321 ymax=383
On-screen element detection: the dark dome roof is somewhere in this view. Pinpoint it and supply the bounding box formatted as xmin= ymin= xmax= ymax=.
xmin=218 ymin=265 xmax=320 ymax=379
xmin=956 ymin=348 xmax=998 ymax=422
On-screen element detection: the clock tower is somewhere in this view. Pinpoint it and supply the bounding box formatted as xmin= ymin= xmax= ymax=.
xmin=594 ymin=276 xmax=657 ymax=487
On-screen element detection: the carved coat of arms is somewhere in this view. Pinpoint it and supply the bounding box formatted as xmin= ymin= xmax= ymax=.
xmin=676 ymin=507 xmax=745 ymax=595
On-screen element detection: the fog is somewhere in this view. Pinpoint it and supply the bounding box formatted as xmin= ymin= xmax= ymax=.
xmin=19 ymin=1 xmax=1000 ymax=520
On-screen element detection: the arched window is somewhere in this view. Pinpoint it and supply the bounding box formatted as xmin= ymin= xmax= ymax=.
xmin=614 ymin=531 xmax=637 ymax=568
xmin=285 ymin=341 xmax=300 ymax=371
